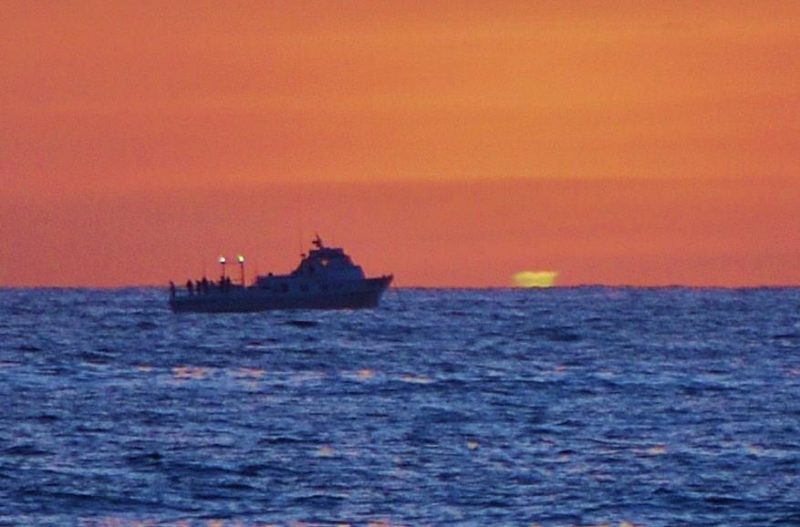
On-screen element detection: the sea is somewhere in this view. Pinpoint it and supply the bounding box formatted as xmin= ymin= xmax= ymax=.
xmin=0 ymin=287 xmax=798 ymax=526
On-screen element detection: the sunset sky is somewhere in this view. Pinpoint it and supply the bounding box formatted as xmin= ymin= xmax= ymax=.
xmin=2 ymin=1 xmax=799 ymax=287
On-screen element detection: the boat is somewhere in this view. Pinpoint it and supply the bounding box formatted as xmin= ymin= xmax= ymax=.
xmin=168 ymin=236 xmax=393 ymax=313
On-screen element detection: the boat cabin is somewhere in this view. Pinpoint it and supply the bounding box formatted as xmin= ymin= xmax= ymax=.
xmin=254 ymin=236 xmax=366 ymax=291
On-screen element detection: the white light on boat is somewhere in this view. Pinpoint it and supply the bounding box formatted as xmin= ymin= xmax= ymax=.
xmin=237 ymin=255 xmax=245 ymax=263
xmin=219 ymin=256 xmax=227 ymax=264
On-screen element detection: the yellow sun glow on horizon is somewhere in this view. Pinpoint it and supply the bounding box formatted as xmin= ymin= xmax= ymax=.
xmin=513 ymin=271 xmax=559 ymax=288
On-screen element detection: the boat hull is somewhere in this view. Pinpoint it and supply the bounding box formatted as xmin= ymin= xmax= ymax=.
xmin=169 ymin=276 xmax=392 ymax=313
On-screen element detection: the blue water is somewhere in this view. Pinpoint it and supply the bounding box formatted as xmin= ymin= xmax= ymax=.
xmin=1 ymin=287 xmax=799 ymax=526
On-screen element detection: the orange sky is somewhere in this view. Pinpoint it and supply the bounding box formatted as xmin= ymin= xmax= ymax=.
xmin=2 ymin=1 xmax=799 ymax=287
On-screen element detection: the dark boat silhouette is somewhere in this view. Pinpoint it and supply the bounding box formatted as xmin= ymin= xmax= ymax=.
xmin=169 ymin=236 xmax=393 ymax=313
